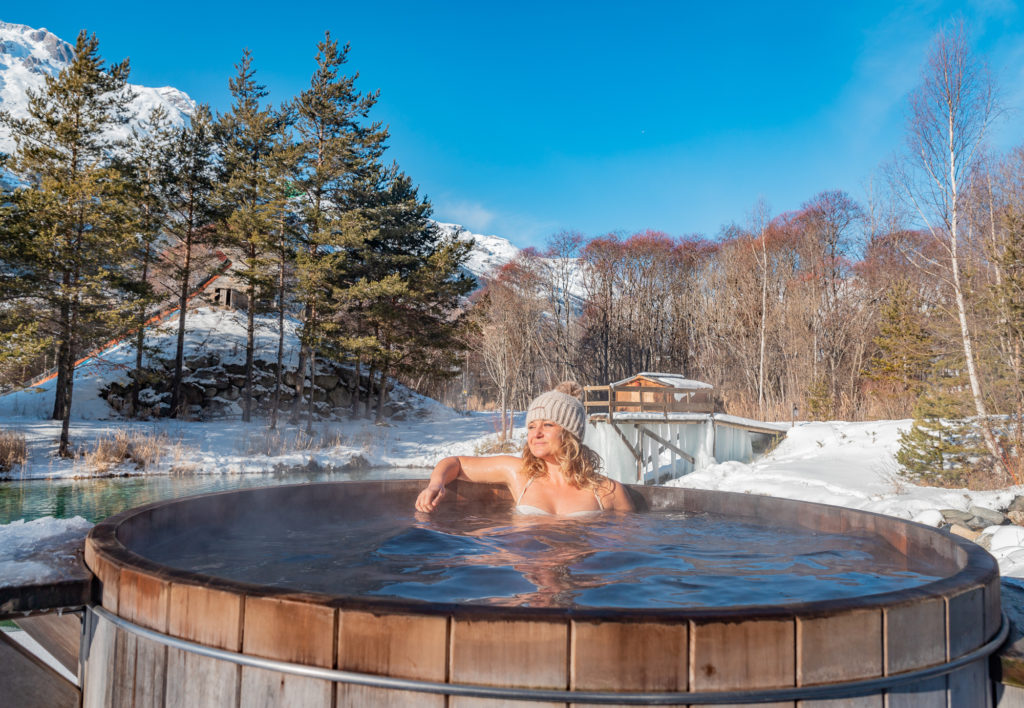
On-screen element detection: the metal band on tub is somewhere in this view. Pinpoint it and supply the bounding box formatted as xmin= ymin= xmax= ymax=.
xmin=87 ymin=605 xmax=1009 ymax=705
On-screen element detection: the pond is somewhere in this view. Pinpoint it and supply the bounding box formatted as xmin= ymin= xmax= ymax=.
xmin=0 ymin=468 xmax=431 ymax=524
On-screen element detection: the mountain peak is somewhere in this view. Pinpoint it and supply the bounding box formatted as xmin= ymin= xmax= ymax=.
xmin=0 ymin=20 xmax=194 ymax=157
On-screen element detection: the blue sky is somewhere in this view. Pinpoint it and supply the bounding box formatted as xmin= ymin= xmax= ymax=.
xmin=9 ymin=1 xmax=1024 ymax=248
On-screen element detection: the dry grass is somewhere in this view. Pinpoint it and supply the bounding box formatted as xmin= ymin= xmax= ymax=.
xmin=81 ymin=429 xmax=169 ymax=474
xmin=238 ymin=428 xmax=354 ymax=457
xmin=0 ymin=429 xmax=27 ymax=472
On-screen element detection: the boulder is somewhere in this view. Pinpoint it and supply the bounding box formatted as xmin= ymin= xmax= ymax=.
xmin=1009 ymin=496 xmax=1024 ymax=514
xmin=328 ymin=387 xmax=349 ymax=407
xmin=223 ymin=363 xmax=246 ymax=376
xmin=940 ymin=509 xmax=974 ymax=525
xmin=203 ymin=386 xmax=219 ymax=399
xmin=1009 ymin=510 xmax=1024 ymax=526
xmin=969 ymin=505 xmax=1007 ymax=527
xmin=184 ymin=354 xmax=214 ymax=370
xmin=315 ymin=374 xmax=339 ymax=390
xmin=223 ymin=386 xmax=240 ymax=401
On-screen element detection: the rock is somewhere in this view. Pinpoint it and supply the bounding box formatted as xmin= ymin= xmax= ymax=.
xmin=229 ymin=376 xmax=246 ymax=389
xmin=315 ymin=374 xmax=339 ymax=390
xmin=1009 ymin=496 xmax=1024 ymax=514
xmin=1009 ymin=510 xmax=1024 ymax=526
xmin=223 ymin=386 xmax=240 ymax=401
xmin=949 ymin=523 xmax=982 ymax=541
xmin=312 ymin=386 xmax=327 ymax=403
xmin=283 ymin=371 xmax=298 ymax=387
xmin=328 ymin=387 xmax=349 ymax=407
xmin=941 ymin=509 xmax=974 ymax=525
xmin=969 ymin=505 xmax=1007 ymax=527
xmin=184 ymin=355 xmax=213 ymax=370
xmin=223 ymin=363 xmax=246 ymax=376
xmin=203 ymin=386 xmax=218 ymax=399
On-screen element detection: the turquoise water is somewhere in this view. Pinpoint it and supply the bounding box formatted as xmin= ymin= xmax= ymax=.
xmin=0 ymin=468 xmax=430 ymax=524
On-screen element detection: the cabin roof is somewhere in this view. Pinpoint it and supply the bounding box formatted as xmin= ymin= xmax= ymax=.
xmin=610 ymin=372 xmax=713 ymax=390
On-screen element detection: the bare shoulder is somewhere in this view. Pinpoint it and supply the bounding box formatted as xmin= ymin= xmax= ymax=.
xmin=599 ymin=477 xmax=635 ymax=512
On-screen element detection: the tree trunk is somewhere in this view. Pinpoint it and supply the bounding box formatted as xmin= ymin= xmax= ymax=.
xmin=306 ymin=348 xmax=317 ymax=432
xmin=375 ymin=367 xmax=387 ymax=424
xmin=170 ymin=235 xmax=192 ymax=417
xmin=270 ymin=254 xmax=286 ymax=430
xmin=242 ymin=277 xmax=256 ymax=423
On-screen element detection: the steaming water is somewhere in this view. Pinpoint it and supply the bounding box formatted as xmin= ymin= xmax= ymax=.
xmin=134 ymin=506 xmax=948 ymax=609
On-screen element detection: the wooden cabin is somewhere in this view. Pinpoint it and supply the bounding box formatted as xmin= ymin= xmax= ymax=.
xmin=584 ymin=372 xmax=716 ymax=418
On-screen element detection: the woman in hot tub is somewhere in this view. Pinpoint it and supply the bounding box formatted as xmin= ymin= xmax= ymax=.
xmin=415 ymin=382 xmax=634 ymax=516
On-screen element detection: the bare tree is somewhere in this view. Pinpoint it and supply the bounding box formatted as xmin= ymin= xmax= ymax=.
xmin=893 ymin=22 xmax=1009 ymax=479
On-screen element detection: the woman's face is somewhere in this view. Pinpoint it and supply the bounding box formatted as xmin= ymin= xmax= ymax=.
xmin=527 ymin=419 xmax=562 ymax=460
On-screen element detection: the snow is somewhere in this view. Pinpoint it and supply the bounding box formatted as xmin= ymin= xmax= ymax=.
xmin=0 ymin=21 xmax=193 ymax=163
xmin=0 ymin=515 xmax=92 ymax=587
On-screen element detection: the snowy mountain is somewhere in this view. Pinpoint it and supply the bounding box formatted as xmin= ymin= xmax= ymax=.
xmin=435 ymin=221 xmax=521 ymax=282
xmin=0 ymin=21 xmax=194 ymax=157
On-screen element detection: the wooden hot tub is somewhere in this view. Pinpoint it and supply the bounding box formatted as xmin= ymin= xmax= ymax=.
xmin=81 ymin=480 xmax=1004 ymax=706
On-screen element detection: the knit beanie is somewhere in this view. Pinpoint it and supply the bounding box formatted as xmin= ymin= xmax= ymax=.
xmin=525 ymin=381 xmax=585 ymax=440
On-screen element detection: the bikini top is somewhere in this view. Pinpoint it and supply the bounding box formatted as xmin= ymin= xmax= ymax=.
xmin=515 ymin=477 xmax=605 ymax=517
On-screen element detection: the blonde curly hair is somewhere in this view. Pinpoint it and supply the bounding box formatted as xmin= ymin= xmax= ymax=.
xmin=521 ymin=427 xmax=609 ymax=494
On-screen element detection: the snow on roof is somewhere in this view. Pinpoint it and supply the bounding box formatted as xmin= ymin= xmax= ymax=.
xmin=610 ymin=372 xmax=713 ymax=390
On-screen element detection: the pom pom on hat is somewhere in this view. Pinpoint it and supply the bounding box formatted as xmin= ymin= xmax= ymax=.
xmin=526 ymin=381 xmax=585 ymax=440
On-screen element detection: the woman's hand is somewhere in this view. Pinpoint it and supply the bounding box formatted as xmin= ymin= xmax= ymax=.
xmin=415 ymin=484 xmax=446 ymax=513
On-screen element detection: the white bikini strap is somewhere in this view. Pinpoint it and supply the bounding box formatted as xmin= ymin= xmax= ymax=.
xmin=516 ymin=476 xmax=535 ymax=505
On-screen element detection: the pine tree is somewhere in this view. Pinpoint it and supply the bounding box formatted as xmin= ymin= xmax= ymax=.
xmin=122 ymin=107 xmax=174 ymax=416
xmin=290 ymin=32 xmax=385 ymax=427
xmin=0 ymin=31 xmax=135 ymax=455
xmin=897 ymin=365 xmax=982 ymax=486
xmin=333 ymin=165 xmax=473 ymax=422
xmin=161 ymin=105 xmax=221 ymax=416
xmin=215 ymin=51 xmax=289 ymax=422
xmin=864 ymin=280 xmax=933 ymax=416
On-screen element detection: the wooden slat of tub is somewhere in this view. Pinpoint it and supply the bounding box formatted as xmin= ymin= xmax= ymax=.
xmin=885 ymin=598 xmax=946 ymax=674
xmin=239 ymin=664 xmax=333 ymax=708
xmin=336 ymin=610 xmax=446 ymax=708
xmin=948 ymin=585 xmax=985 ymax=659
xmin=118 ymin=567 xmax=169 ymax=633
xmin=85 ymin=548 xmax=120 ymax=613
xmin=985 ymin=574 xmax=1002 ymax=642
xmin=451 ymin=698 xmax=565 ymax=708
xmin=948 ymin=661 xmax=992 ymax=707
xmin=798 ymin=610 xmax=882 ymax=687
xmin=165 ymin=646 xmax=240 ymax=707
xmin=689 ymin=618 xmax=795 ymax=691
xmin=450 ymin=618 xmax=568 ymax=689
xmin=335 ymin=610 xmax=446 ymax=707
xmin=111 ymin=627 xmax=167 ymax=708
xmin=886 ymin=676 xmax=947 ymax=708
xmin=82 ymin=609 xmax=117 ymax=708
xmin=243 ymin=595 xmax=336 ymax=668
xmin=337 ymin=684 xmax=444 ymax=708
xmin=797 ymin=695 xmax=882 ymax=706
xmin=168 ymin=583 xmax=242 ymax=651
xmin=570 ymin=619 xmax=687 ymax=691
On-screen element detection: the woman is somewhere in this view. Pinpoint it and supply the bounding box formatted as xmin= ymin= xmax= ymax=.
xmin=415 ymin=382 xmax=634 ymax=515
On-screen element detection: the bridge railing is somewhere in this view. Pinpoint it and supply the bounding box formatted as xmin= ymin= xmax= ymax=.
xmin=583 ymin=384 xmax=715 ymax=419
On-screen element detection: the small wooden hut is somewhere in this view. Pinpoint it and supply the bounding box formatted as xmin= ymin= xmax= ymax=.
xmin=585 ymin=372 xmax=715 ymax=417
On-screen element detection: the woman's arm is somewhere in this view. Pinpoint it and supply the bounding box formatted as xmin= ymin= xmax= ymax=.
xmin=415 ymin=455 xmax=520 ymax=512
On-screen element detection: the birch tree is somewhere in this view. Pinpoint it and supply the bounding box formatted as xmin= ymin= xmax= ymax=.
xmin=894 ymin=23 xmax=1010 ymax=480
